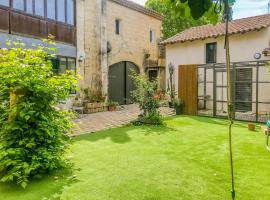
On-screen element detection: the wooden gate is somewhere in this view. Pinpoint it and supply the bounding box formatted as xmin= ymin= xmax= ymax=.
xmin=178 ymin=65 xmax=198 ymax=115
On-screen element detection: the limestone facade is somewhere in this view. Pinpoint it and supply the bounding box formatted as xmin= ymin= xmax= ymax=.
xmin=76 ymin=0 xmax=164 ymax=96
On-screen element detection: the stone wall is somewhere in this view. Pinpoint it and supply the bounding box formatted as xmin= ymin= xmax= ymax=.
xmin=76 ymin=0 xmax=163 ymax=95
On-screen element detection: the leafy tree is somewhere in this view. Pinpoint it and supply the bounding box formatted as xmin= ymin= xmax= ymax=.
xmin=169 ymin=1 xmax=237 ymax=199
xmin=146 ymin=0 xmax=221 ymax=39
xmin=170 ymin=0 xmax=235 ymax=20
xmin=0 ymin=38 xmax=78 ymax=188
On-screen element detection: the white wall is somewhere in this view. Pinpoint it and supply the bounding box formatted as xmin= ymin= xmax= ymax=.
xmin=166 ymin=28 xmax=270 ymax=115
xmin=166 ymin=28 xmax=270 ymax=94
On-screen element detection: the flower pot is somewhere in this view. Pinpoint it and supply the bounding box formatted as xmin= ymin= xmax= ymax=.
xmin=248 ymin=123 xmax=255 ymax=131
xmin=108 ymin=106 xmax=116 ymax=111
xmin=175 ymin=106 xmax=183 ymax=115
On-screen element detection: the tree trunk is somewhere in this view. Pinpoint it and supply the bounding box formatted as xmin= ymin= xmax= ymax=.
xmin=8 ymin=89 xmax=25 ymax=123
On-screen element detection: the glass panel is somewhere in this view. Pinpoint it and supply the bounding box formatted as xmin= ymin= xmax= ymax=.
xmin=47 ymin=0 xmax=55 ymax=19
xmin=67 ymin=0 xmax=74 ymax=25
xmin=67 ymin=57 xmax=76 ymax=71
xmin=148 ymin=70 xmax=158 ymax=81
xmin=150 ymin=30 xmax=155 ymax=43
xmin=26 ymin=0 xmax=33 ymax=14
xmin=34 ymin=0 xmax=44 ymax=16
xmin=115 ymin=19 xmax=120 ymax=35
xmin=206 ymin=43 xmax=217 ymax=63
xmin=68 ymin=57 xmax=76 ymax=94
xmin=59 ymin=57 xmax=67 ymax=74
xmin=13 ymin=0 xmax=24 ymax=11
xmin=51 ymin=58 xmax=60 ymax=74
xmin=57 ymin=0 xmax=65 ymax=23
xmin=0 ymin=0 xmax=9 ymax=7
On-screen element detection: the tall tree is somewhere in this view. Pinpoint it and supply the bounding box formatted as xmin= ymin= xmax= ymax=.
xmin=146 ymin=0 xmax=221 ymax=39
xmin=170 ymin=0 xmax=235 ymax=20
xmin=168 ymin=1 xmax=237 ymax=200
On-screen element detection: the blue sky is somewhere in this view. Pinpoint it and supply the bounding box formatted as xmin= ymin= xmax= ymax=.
xmin=132 ymin=0 xmax=270 ymax=19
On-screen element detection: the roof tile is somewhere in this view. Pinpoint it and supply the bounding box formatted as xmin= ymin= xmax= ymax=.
xmin=162 ymin=14 xmax=270 ymax=44
xmin=109 ymin=0 xmax=164 ymax=20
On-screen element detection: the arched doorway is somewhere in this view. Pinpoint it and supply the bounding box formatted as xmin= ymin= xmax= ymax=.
xmin=108 ymin=61 xmax=140 ymax=105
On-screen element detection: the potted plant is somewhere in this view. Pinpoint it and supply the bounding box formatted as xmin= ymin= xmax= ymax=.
xmin=173 ymin=98 xmax=184 ymax=115
xmin=248 ymin=123 xmax=255 ymax=131
xmin=107 ymin=101 xmax=119 ymax=111
xmin=167 ymin=63 xmax=176 ymax=108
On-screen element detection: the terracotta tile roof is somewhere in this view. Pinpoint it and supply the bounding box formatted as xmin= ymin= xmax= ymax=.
xmin=162 ymin=14 xmax=270 ymax=45
xmin=109 ymin=0 xmax=164 ymax=20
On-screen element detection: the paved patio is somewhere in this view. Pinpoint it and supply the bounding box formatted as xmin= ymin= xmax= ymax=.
xmin=71 ymin=104 xmax=174 ymax=136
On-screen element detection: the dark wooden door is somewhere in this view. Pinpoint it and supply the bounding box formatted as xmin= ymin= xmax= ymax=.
xmin=109 ymin=61 xmax=139 ymax=105
xmin=178 ymin=65 xmax=198 ymax=115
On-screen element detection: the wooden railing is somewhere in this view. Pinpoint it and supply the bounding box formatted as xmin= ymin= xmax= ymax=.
xmin=0 ymin=6 xmax=76 ymax=46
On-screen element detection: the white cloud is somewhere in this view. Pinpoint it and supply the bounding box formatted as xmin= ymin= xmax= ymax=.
xmin=232 ymin=0 xmax=268 ymax=19
xmin=131 ymin=0 xmax=147 ymax=6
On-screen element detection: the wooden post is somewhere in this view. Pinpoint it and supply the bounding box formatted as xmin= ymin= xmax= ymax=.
xmin=8 ymin=89 xmax=24 ymax=123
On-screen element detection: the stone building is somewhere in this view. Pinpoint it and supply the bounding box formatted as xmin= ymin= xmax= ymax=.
xmin=76 ymin=0 xmax=165 ymax=104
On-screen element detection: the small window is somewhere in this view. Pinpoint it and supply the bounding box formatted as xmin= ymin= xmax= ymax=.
xmin=150 ymin=30 xmax=155 ymax=43
xmin=51 ymin=57 xmax=76 ymax=94
xmin=0 ymin=0 xmax=9 ymax=7
xmin=67 ymin=57 xmax=76 ymax=72
xmin=13 ymin=0 xmax=24 ymax=11
xmin=57 ymin=0 xmax=65 ymax=23
xmin=67 ymin=0 xmax=74 ymax=25
xmin=206 ymin=42 xmax=217 ymax=63
xmin=52 ymin=57 xmax=76 ymax=74
xmin=47 ymin=0 xmax=56 ymax=19
xmin=115 ymin=19 xmax=121 ymax=35
xmin=59 ymin=57 xmax=68 ymax=74
xmin=149 ymin=70 xmax=158 ymax=81
xmin=34 ymin=0 xmax=44 ymax=16
xmin=26 ymin=0 xmax=33 ymax=14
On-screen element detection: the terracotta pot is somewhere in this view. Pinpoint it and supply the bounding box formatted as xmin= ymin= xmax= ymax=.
xmin=108 ymin=106 xmax=116 ymax=111
xmin=248 ymin=123 xmax=255 ymax=131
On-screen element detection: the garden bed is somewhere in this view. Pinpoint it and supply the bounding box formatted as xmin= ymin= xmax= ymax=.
xmin=83 ymin=102 xmax=108 ymax=114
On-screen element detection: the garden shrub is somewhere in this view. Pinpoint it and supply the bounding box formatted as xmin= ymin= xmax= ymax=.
xmin=131 ymin=72 xmax=164 ymax=125
xmin=0 ymin=38 xmax=78 ymax=188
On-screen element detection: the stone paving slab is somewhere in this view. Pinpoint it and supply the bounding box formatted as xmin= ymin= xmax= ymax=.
xmin=71 ymin=104 xmax=174 ymax=136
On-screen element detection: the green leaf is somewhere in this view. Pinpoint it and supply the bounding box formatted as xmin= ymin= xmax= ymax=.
xmin=21 ymin=182 xmax=27 ymax=189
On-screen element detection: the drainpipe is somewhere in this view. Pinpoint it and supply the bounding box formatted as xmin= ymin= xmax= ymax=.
xmin=100 ymin=0 xmax=108 ymax=97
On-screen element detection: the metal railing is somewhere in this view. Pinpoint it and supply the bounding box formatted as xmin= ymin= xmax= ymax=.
xmin=197 ymin=61 xmax=270 ymax=122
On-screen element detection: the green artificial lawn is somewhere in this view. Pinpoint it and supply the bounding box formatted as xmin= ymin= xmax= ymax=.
xmin=1 ymin=116 xmax=270 ymax=200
